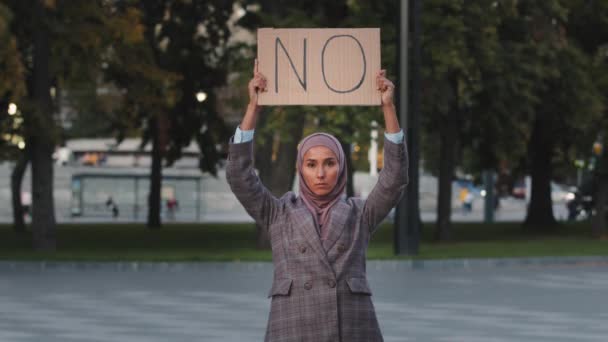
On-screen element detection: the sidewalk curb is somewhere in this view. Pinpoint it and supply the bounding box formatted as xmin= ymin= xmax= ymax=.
xmin=369 ymin=256 xmax=608 ymax=272
xmin=1 ymin=256 xmax=608 ymax=272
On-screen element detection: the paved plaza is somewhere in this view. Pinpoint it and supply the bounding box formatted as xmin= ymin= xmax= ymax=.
xmin=1 ymin=261 xmax=608 ymax=341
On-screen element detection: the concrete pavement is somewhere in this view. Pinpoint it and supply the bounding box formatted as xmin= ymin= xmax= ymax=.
xmin=1 ymin=261 xmax=607 ymax=341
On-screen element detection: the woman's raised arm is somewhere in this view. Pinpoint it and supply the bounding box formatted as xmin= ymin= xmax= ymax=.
xmin=240 ymin=59 xmax=267 ymax=131
xmin=361 ymin=70 xmax=409 ymax=233
xmin=377 ymin=69 xmax=400 ymax=133
xmin=226 ymin=60 xmax=282 ymax=229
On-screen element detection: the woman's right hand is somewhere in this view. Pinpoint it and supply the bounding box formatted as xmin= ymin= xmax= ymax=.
xmin=248 ymin=59 xmax=267 ymax=107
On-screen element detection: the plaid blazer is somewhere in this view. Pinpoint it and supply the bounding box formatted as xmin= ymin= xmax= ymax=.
xmin=226 ymin=137 xmax=408 ymax=342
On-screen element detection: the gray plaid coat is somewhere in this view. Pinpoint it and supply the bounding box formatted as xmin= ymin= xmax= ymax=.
xmin=226 ymin=137 xmax=408 ymax=342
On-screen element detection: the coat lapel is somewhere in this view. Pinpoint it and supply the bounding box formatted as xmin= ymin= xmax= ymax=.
xmin=322 ymin=200 xmax=350 ymax=251
xmin=292 ymin=204 xmax=334 ymax=274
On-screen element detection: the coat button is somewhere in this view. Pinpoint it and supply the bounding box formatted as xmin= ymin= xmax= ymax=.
xmin=299 ymin=245 xmax=307 ymax=253
xmin=304 ymin=281 xmax=312 ymax=290
xmin=327 ymin=279 xmax=336 ymax=288
xmin=337 ymin=244 xmax=346 ymax=253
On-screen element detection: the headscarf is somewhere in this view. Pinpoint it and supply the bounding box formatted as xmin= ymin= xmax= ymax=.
xmin=297 ymin=133 xmax=347 ymax=239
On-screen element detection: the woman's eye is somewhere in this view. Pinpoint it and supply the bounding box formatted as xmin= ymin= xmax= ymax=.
xmin=307 ymin=163 xmax=315 ymax=168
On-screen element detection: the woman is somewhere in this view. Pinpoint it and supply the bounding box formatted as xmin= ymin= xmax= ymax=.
xmin=226 ymin=60 xmax=408 ymax=342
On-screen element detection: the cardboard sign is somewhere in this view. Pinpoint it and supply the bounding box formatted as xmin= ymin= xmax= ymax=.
xmin=257 ymin=28 xmax=381 ymax=106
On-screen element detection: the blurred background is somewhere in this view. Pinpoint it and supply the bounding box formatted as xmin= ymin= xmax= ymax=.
xmin=0 ymin=0 xmax=607 ymax=255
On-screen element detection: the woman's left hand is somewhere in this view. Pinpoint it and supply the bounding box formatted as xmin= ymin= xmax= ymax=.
xmin=376 ymin=70 xmax=395 ymax=106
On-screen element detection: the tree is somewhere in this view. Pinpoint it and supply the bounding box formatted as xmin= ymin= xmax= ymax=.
xmin=135 ymin=0 xmax=237 ymax=228
xmin=103 ymin=1 xmax=178 ymax=229
xmin=5 ymin=0 xmax=145 ymax=249
xmin=567 ymin=0 xmax=608 ymax=237
xmin=103 ymin=1 xmax=239 ymax=229
xmin=418 ymin=0 xmax=604 ymax=236
xmin=507 ymin=1 xmax=605 ymax=229
xmin=420 ymin=0 xmax=505 ymax=240
xmin=0 ymin=3 xmax=27 ymax=233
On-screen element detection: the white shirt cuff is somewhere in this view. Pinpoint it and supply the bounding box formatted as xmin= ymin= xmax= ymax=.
xmin=233 ymin=126 xmax=255 ymax=143
xmin=384 ymin=129 xmax=404 ymax=144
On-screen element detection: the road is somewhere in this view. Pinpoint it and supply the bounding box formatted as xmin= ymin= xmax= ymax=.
xmin=0 ymin=163 xmax=572 ymax=224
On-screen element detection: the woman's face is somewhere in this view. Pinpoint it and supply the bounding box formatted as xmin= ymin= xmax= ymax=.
xmin=302 ymin=146 xmax=339 ymax=196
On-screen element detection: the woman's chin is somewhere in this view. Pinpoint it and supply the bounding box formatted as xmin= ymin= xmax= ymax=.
xmin=312 ymin=189 xmax=331 ymax=196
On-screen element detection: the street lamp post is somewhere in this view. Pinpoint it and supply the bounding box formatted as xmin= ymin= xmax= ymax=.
xmin=195 ymin=90 xmax=207 ymax=222
xmin=395 ymin=0 xmax=421 ymax=256
xmin=196 ymin=91 xmax=207 ymax=133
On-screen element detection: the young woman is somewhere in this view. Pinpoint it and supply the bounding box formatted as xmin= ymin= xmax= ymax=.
xmin=226 ymin=60 xmax=408 ymax=342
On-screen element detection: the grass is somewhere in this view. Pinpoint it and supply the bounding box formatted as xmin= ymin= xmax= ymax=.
xmin=0 ymin=221 xmax=606 ymax=262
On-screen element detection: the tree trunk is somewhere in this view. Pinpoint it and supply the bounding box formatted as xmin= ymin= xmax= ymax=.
xmin=338 ymin=121 xmax=355 ymax=198
xmin=524 ymin=116 xmax=557 ymax=229
xmin=31 ymin=137 xmax=56 ymax=250
xmin=435 ymin=118 xmax=457 ymax=241
xmin=592 ymin=152 xmax=608 ymax=237
xmin=11 ymin=149 xmax=29 ymax=233
xmin=268 ymin=121 xmax=305 ymax=193
xmin=30 ymin=1 xmax=56 ymax=250
xmin=147 ymin=116 xmax=162 ymax=229
xmin=340 ymin=140 xmax=355 ymax=197
xmin=592 ymin=179 xmax=608 ymax=237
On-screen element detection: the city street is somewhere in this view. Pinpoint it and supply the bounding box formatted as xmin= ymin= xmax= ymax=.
xmin=1 ymin=261 xmax=607 ymax=341
xmin=0 ymin=163 xmax=572 ymax=224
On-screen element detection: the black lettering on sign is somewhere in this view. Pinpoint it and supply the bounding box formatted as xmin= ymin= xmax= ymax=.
xmin=321 ymin=35 xmax=366 ymax=94
xmin=275 ymin=37 xmax=307 ymax=93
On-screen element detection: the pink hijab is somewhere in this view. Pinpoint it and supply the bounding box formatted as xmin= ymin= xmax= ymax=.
xmin=297 ymin=133 xmax=347 ymax=239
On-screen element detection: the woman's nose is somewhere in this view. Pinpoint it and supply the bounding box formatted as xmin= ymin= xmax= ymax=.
xmin=316 ymin=167 xmax=325 ymax=178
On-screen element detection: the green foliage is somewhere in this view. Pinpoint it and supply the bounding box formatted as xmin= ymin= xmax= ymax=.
xmin=65 ymin=4 xmax=165 ymax=139
xmin=106 ymin=0 xmax=240 ymax=176
xmin=418 ymin=0 xmax=606 ymax=187
xmin=0 ymin=0 xmax=150 ymax=148
xmin=420 ymin=0 xmax=509 ymax=175
xmin=567 ymin=0 xmax=608 ymax=180
xmin=0 ymin=1 xmax=607 ymax=230
xmin=507 ymin=0 xmax=605 ymax=183
xmin=234 ymin=0 xmax=608 ymax=184
xmin=0 ymin=3 xmax=25 ymax=160
xmin=1 ymin=0 xmax=240 ymax=175
xmin=142 ymin=1 xmax=236 ymax=173
xmin=0 ymin=3 xmax=24 ymax=101
xmin=103 ymin=1 xmax=180 ymax=146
